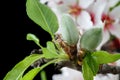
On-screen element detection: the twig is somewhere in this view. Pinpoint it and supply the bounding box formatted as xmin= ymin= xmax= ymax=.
xmin=98 ymin=64 xmax=120 ymax=74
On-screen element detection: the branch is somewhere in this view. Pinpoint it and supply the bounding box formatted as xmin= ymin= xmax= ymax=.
xmin=98 ymin=64 xmax=120 ymax=80
xmin=56 ymin=62 xmax=120 ymax=74
xmin=98 ymin=64 xmax=120 ymax=74
xmin=30 ymin=49 xmax=120 ymax=74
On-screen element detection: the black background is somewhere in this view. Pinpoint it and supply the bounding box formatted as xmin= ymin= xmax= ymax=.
xmin=1 ymin=0 xmax=60 ymax=80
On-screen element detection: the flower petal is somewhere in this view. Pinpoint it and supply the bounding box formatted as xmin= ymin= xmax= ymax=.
xmin=79 ymin=0 xmax=94 ymax=9
xmin=62 ymin=0 xmax=76 ymax=5
xmin=40 ymin=0 xmax=48 ymax=4
xmin=94 ymin=73 xmax=119 ymax=80
xmin=88 ymin=0 xmax=107 ymax=24
xmin=107 ymin=0 xmax=120 ymax=7
xmin=109 ymin=6 xmax=120 ymax=19
xmin=77 ymin=11 xmax=93 ymax=31
xmin=109 ymin=23 xmax=120 ymax=39
xmin=52 ymin=74 xmax=66 ymax=80
xmin=52 ymin=67 xmax=84 ymax=80
xmin=46 ymin=0 xmax=67 ymax=12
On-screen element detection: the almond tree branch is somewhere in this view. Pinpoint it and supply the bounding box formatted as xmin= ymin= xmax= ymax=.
xmin=98 ymin=64 xmax=120 ymax=74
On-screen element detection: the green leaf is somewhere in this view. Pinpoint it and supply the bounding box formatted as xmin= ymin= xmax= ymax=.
xmin=60 ymin=14 xmax=79 ymax=45
xmin=42 ymin=48 xmax=59 ymax=59
xmin=85 ymin=53 xmax=99 ymax=75
xmin=80 ymin=28 xmax=102 ymax=51
xmin=40 ymin=70 xmax=47 ymax=80
xmin=47 ymin=41 xmax=56 ymax=53
xmin=22 ymin=68 xmax=40 ymax=80
xmin=26 ymin=33 xmax=41 ymax=47
xmin=42 ymin=41 xmax=69 ymax=59
xmin=41 ymin=41 xmax=59 ymax=59
xmin=92 ymin=51 xmax=120 ymax=64
xmin=26 ymin=0 xmax=59 ymax=38
xmin=3 ymin=54 xmax=43 ymax=80
xmin=82 ymin=57 xmax=94 ymax=80
xmin=21 ymin=59 xmax=57 ymax=80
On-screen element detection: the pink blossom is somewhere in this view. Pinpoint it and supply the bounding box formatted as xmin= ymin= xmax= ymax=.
xmin=96 ymin=2 xmax=120 ymax=50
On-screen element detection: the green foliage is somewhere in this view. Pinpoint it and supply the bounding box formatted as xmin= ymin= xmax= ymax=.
xmin=80 ymin=28 xmax=102 ymax=51
xmin=42 ymin=48 xmax=59 ymax=59
xmin=22 ymin=68 xmax=41 ymax=80
xmin=60 ymin=14 xmax=79 ymax=45
xmin=40 ymin=70 xmax=47 ymax=80
xmin=26 ymin=33 xmax=41 ymax=47
xmin=3 ymin=54 xmax=43 ymax=80
xmin=4 ymin=33 xmax=69 ymax=80
xmin=3 ymin=46 xmax=69 ymax=80
xmin=21 ymin=59 xmax=57 ymax=80
xmin=92 ymin=51 xmax=120 ymax=64
xmin=26 ymin=0 xmax=59 ymax=38
xmin=85 ymin=53 xmax=99 ymax=75
xmin=82 ymin=56 xmax=94 ymax=80
xmin=110 ymin=1 xmax=120 ymax=11
xmin=82 ymin=51 xmax=120 ymax=80
xmin=47 ymin=41 xmax=56 ymax=52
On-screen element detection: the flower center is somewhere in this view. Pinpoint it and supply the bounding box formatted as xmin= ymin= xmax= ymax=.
xmin=68 ymin=4 xmax=82 ymax=16
xmin=90 ymin=13 xmax=95 ymax=24
xmin=102 ymin=14 xmax=115 ymax=30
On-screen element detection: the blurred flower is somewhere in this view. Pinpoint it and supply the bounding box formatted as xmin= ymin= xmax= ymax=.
xmin=96 ymin=1 xmax=120 ymax=50
xmin=40 ymin=0 xmax=48 ymax=4
xmin=82 ymin=0 xmax=120 ymax=50
xmin=52 ymin=67 xmax=84 ymax=80
xmin=52 ymin=67 xmax=120 ymax=80
xmin=40 ymin=0 xmax=120 ymax=47
xmin=94 ymin=73 xmax=119 ymax=80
